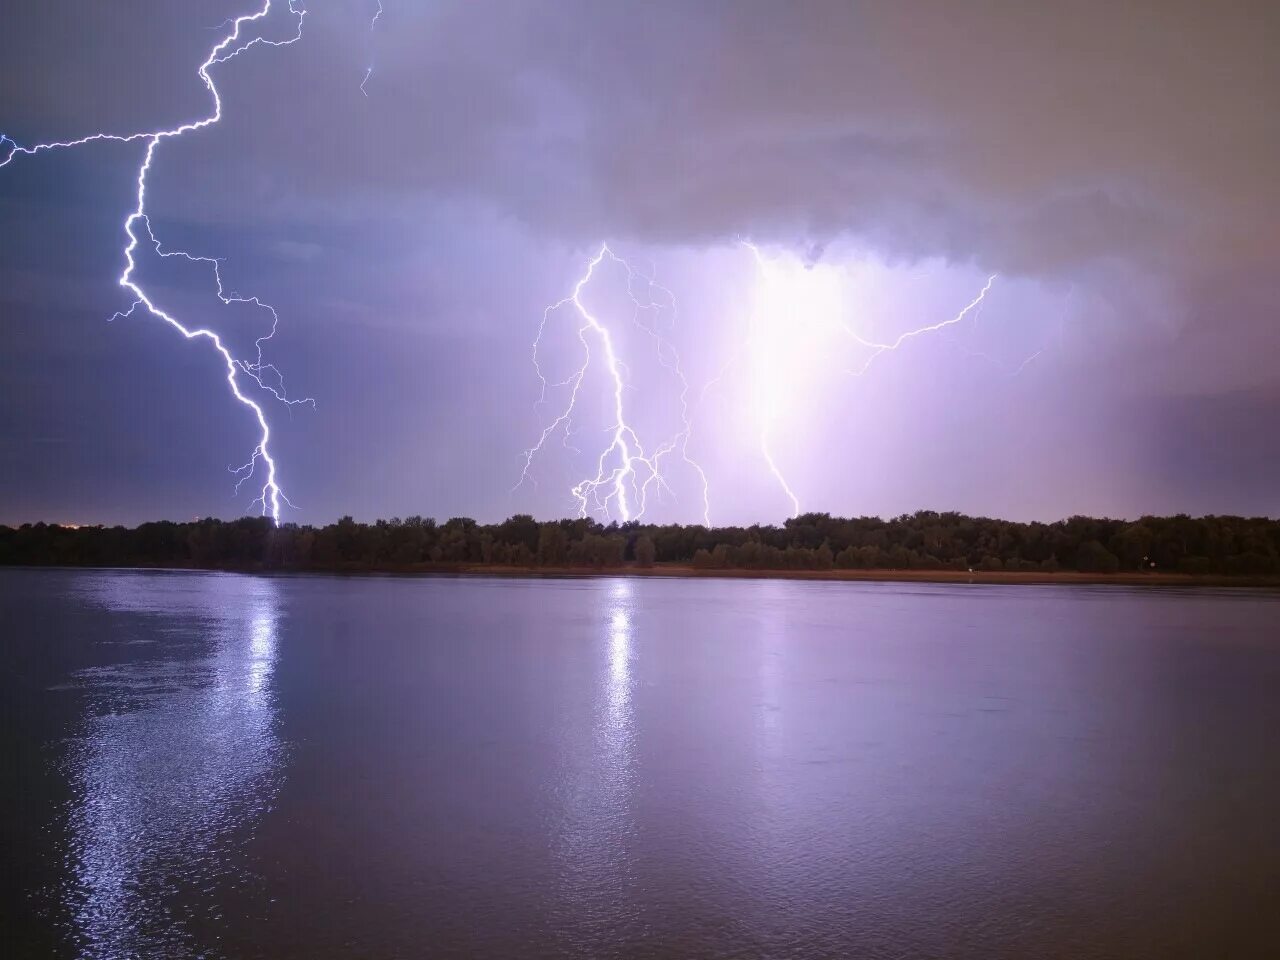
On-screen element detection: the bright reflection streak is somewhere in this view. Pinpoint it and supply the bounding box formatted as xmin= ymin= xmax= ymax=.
xmin=65 ymin=574 xmax=282 ymax=956
xmin=607 ymin=584 xmax=633 ymax=730
xmin=754 ymin=583 xmax=786 ymax=757
xmin=750 ymin=581 xmax=792 ymax=875
xmin=549 ymin=579 xmax=639 ymax=940
xmin=247 ymin=596 xmax=276 ymax=695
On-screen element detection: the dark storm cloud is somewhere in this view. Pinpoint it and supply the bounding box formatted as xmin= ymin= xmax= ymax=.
xmin=132 ymin=0 xmax=1278 ymax=366
xmin=291 ymin=1 xmax=1279 ymax=279
xmin=11 ymin=0 xmax=1266 ymax=312
xmin=69 ymin=1 xmax=1272 ymax=284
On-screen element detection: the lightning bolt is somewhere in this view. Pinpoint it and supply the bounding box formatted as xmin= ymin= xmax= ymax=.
xmin=743 ymin=242 xmax=997 ymax=518
xmin=1 ymin=1 xmax=310 ymax=523
xmin=841 ymin=276 xmax=997 ymax=376
xmin=360 ymin=1 xmax=384 ymax=97
xmin=516 ymin=244 xmax=711 ymax=524
xmin=953 ymin=284 xmax=1074 ymax=378
xmin=522 ymin=242 xmax=1018 ymax=525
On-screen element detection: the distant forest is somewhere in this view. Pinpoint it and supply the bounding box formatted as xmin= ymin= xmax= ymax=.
xmin=2 ymin=512 xmax=1279 ymax=577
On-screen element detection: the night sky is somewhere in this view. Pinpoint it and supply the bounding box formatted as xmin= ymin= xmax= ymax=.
xmin=2 ymin=1 xmax=1277 ymax=526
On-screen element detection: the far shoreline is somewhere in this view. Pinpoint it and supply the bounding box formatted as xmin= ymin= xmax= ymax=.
xmin=451 ymin=563 xmax=1280 ymax=589
xmin=6 ymin=562 xmax=1280 ymax=589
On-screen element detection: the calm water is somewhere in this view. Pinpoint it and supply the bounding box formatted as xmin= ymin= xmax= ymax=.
xmin=2 ymin=569 xmax=1279 ymax=958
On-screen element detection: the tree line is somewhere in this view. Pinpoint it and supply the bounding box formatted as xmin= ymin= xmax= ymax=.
xmin=2 ymin=511 xmax=1278 ymax=576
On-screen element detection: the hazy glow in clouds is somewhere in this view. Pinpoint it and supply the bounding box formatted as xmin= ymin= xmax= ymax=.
xmin=518 ymin=241 xmax=1031 ymax=524
xmin=747 ymin=248 xmax=847 ymax=518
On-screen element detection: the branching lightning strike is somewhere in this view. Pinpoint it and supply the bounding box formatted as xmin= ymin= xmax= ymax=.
xmin=520 ymin=242 xmax=1010 ymax=525
xmin=1 ymin=1 xmax=311 ymax=523
xmin=516 ymin=244 xmax=711 ymax=524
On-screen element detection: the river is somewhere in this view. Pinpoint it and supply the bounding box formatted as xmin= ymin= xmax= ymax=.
xmin=3 ymin=568 xmax=1278 ymax=958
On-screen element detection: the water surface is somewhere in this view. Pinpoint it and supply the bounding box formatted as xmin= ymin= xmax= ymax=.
xmin=3 ymin=568 xmax=1278 ymax=958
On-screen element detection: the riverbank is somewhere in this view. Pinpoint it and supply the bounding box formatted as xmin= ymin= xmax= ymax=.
xmin=11 ymin=561 xmax=1273 ymax=588
xmin=449 ymin=563 xmax=1280 ymax=588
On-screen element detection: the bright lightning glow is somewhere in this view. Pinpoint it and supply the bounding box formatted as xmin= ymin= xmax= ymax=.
xmin=1 ymin=1 xmax=310 ymax=523
xmin=522 ymin=243 xmax=1018 ymax=525
xmin=742 ymin=246 xmax=840 ymax=518
xmin=743 ymin=243 xmax=997 ymax=516
xmin=516 ymin=244 xmax=711 ymax=523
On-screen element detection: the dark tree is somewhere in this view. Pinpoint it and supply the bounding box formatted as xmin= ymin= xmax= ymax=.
xmin=2 ymin=511 xmax=1275 ymax=578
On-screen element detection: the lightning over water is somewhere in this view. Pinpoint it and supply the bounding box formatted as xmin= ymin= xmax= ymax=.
xmin=521 ymin=242 xmax=1009 ymax=523
xmin=516 ymin=244 xmax=711 ymax=524
xmin=0 ymin=1 xmax=310 ymax=523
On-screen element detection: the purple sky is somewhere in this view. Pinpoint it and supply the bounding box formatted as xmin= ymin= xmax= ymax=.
xmin=1 ymin=1 xmax=1277 ymax=526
